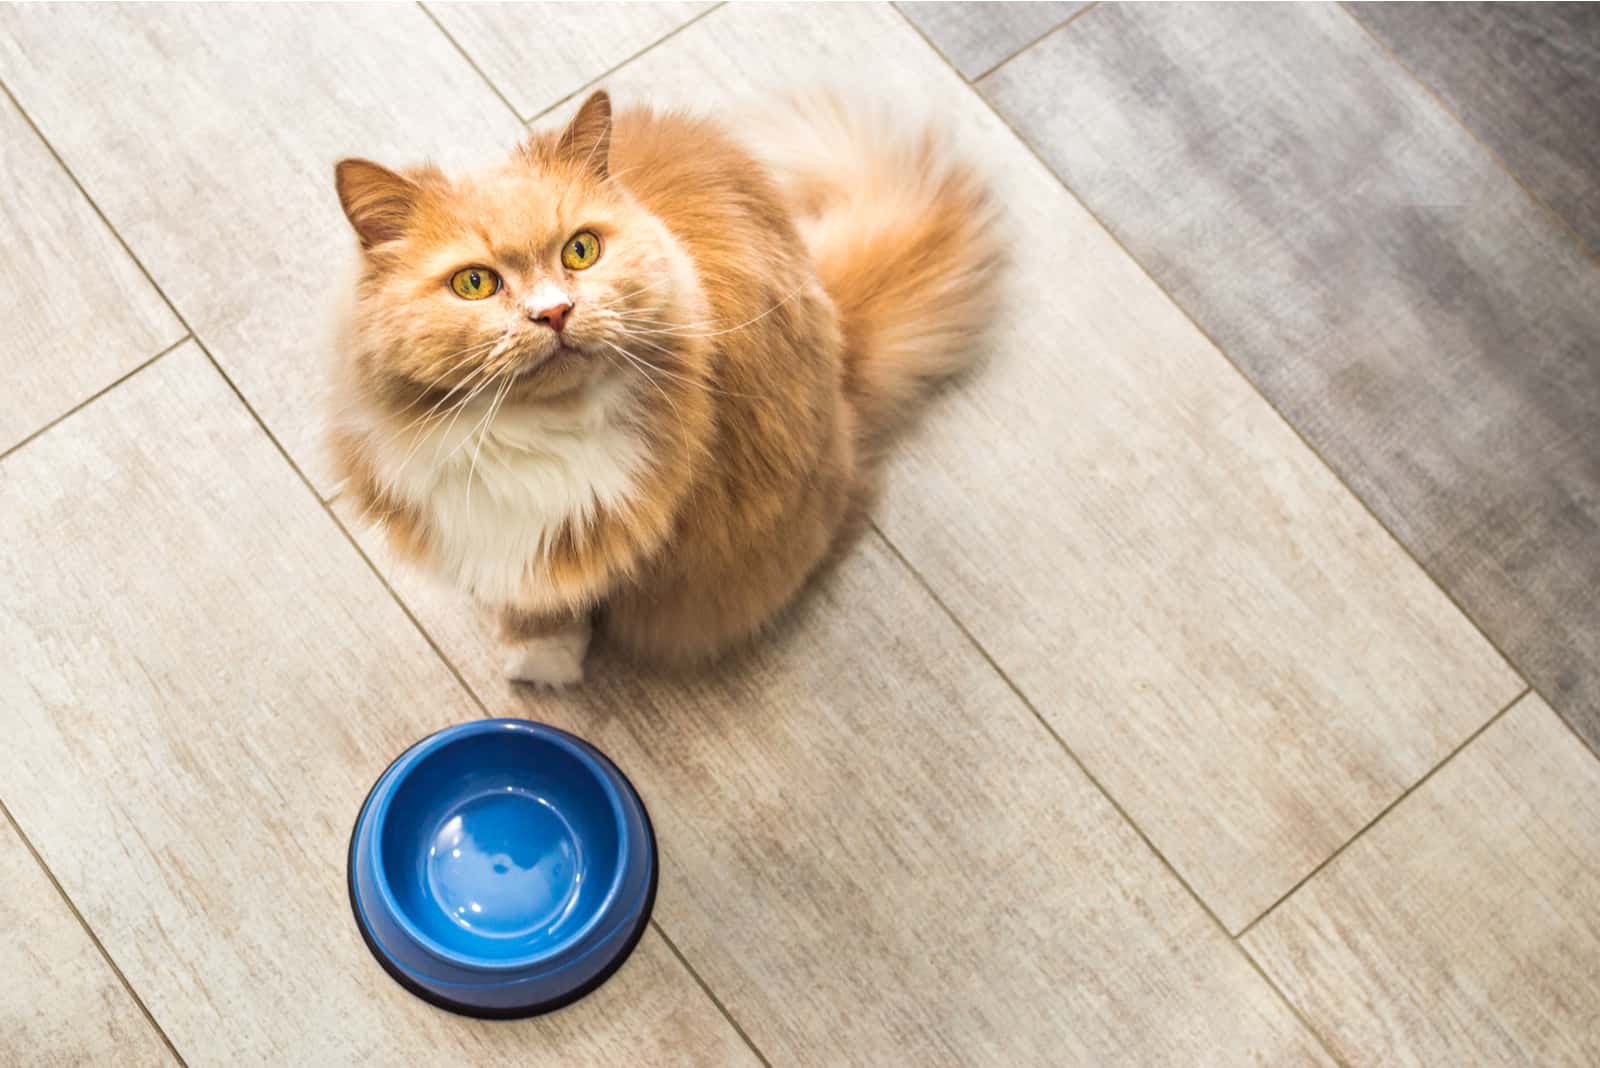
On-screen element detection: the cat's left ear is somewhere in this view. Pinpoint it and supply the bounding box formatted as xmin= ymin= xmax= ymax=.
xmin=556 ymin=90 xmax=612 ymax=180
xmin=335 ymin=159 xmax=421 ymax=250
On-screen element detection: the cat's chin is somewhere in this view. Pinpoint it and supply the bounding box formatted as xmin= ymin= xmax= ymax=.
xmin=518 ymin=339 xmax=582 ymax=373
xmin=507 ymin=342 xmax=612 ymax=401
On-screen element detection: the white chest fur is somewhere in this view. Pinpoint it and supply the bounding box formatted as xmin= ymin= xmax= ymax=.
xmin=365 ymin=375 xmax=647 ymax=606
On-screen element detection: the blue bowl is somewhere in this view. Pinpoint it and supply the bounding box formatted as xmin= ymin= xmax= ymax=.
xmin=347 ymin=719 xmax=656 ymax=1018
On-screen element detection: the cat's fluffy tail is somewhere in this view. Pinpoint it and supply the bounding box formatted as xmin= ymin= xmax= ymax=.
xmin=752 ymin=92 xmax=1004 ymax=445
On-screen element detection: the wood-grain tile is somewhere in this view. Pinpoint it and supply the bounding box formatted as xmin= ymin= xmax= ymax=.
xmin=0 ymin=344 xmax=757 ymax=1065
xmin=0 ymin=816 xmax=173 ymax=1066
xmin=542 ymin=1 xmax=1522 ymax=929
xmin=427 ymin=2 xmax=711 ymax=120
xmin=983 ymin=2 xmax=1600 ymax=752
xmin=898 ymin=1 xmax=1087 ymax=79
xmin=340 ymin=503 xmax=1331 ymax=1066
xmin=1244 ymin=693 xmax=1600 ymax=1066
xmin=0 ymin=94 xmax=181 ymax=455
xmin=0 ymin=4 xmax=527 ymax=490
xmin=1353 ymin=2 xmax=1600 ymax=253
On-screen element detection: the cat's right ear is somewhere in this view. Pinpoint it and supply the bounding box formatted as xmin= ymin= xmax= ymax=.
xmin=335 ymin=159 xmax=419 ymax=250
xmin=555 ymin=90 xmax=612 ymax=180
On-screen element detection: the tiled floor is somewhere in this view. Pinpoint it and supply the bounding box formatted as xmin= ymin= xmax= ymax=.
xmin=2 ymin=4 xmax=1597 ymax=1065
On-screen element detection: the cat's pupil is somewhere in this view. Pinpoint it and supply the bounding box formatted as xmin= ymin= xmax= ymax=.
xmin=469 ymin=271 xmax=480 ymax=288
xmin=576 ymin=241 xmax=587 ymax=256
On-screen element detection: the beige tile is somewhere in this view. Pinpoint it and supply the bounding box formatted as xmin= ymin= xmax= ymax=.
xmin=428 ymin=1 xmax=710 ymax=119
xmin=0 ymin=816 xmax=172 ymax=1066
xmin=1244 ymin=694 xmax=1600 ymax=1066
xmin=531 ymin=0 xmax=1520 ymax=932
xmin=340 ymin=511 xmax=1330 ymax=1066
xmin=0 ymin=344 xmax=756 ymax=1065
xmin=0 ymin=4 xmax=527 ymax=490
xmin=0 ymin=94 xmax=181 ymax=454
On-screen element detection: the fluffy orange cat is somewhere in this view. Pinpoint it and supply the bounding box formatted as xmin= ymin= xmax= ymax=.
xmin=328 ymin=90 xmax=999 ymax=685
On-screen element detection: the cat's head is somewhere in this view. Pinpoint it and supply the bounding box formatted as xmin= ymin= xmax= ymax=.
xmin=333 ymin=91 xmax=695 ymax=407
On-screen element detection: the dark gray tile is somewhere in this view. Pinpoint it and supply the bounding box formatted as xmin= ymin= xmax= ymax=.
xmin=982 ymin=3 xmax=1600 ymax=747
xmin=1352 ymin=3 xmax=1600 ymax=253
xmin=900 ymin=1 xmax=1087 ymax=78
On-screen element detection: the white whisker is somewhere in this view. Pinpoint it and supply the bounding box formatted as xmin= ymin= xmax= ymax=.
xmin=378 ymin=354 xmax=497 ymax=454
xmin=463 ymin=372 xmax=515 ymax=516
xmin=610 ymin=282 xmax=808 ymax=340
xmin=599 ymin=342 xmax=692 ymax=460
xmin=603 ymin=334 xmax=762 ymax=400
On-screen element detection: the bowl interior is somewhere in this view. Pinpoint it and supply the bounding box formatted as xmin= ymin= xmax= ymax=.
xmin=377 ymin=728 xmax=623 ymax=966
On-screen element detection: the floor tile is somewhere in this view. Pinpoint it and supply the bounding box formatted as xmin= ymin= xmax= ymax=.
xmin=984 ymin=2 xmax=1600 ymax=752
xmin=898 ymin=1 xmax=1086 ymax=79
xmin=0 ymin=345 xmax=756 ymax=1065
xmin=0 ymin=94 xmax=181 ymax=455
xmin=428 ymin=2 xmax=710 ymax=119
xmin=0 ymin=817 xmax=172 ymax=1066
xmin=1353 ymin=2 xmax=1600 ymax=253
xmin=0 ymin=4 xmax=527 ymax=490
xmin=545 ymin=1 xmax=1522 ymax=930
xmin=342 ymin=501 xmax=1331 ymax=1067
xmin=1244 ymin=694 xmax=1600 ymax=1066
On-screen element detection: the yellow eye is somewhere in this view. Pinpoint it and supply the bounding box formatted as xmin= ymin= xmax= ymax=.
xmin=561 ymin=231 xmax=602 ymax=271
xmin=449 ymin=267 xmax=500 ymax=300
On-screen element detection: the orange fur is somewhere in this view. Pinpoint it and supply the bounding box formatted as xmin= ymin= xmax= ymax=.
xmin=327 ymin=90 xmax=1001 ymax=682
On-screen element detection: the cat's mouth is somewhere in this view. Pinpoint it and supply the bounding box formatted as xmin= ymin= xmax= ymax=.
xmin=537 ymin=339 xmax=580 ymax=364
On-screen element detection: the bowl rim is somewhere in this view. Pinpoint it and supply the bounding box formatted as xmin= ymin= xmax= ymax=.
xmin=365 ymin=718 xmax=632 ymax=972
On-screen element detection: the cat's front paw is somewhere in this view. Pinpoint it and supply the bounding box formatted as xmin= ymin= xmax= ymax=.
xmin=504 ymin=632 xmax=587 ymax=688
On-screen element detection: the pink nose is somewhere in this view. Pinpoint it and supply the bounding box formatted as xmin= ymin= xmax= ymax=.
xmin=530 ymin=301 xmax=572 ymax=332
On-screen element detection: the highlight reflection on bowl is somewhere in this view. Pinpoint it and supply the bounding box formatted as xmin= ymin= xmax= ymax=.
xmin=426 ymin=794 xmax=581 ymax=940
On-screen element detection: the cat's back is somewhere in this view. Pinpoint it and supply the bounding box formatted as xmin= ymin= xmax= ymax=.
xmin=610 ymin=107 xmax=806 ymax=276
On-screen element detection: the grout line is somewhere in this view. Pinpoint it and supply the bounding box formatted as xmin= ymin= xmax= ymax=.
xmin=970 ymin=1 xmax=1100 ymax=82
xmin=0 ymin=75 xmax=203 ymax=388
xmin=0 ymin=797 xmax=189 ymax=1066
xmin=866 ymin=522 xmax=1348 ymax=1067
xmin=525 ymin=2 xmax=726 ymax=124
xmin=655 ymin=924 xmax=774 ymax=1067
xmin=0 ymin=335 xmax=189 ymax=464
xmin=1234 ymin=686 xmax=1530 ymax=941
xmin=322 ymin=508 xmax=495 ymax=717
xmin=416 ymin=1 xmax=526 ymax=123
xmin=1340 ymin=1 xmax=1600 ymax=272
